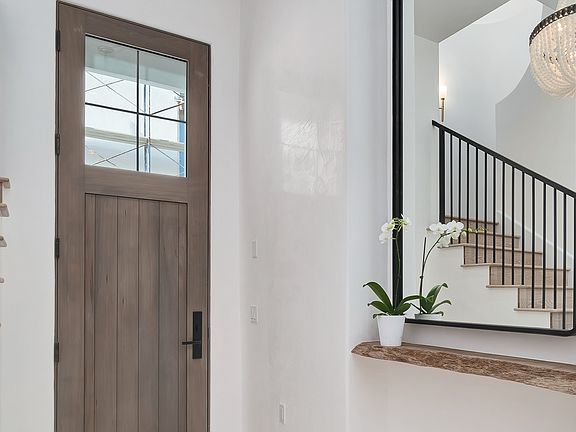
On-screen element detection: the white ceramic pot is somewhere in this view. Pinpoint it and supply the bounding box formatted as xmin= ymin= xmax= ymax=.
xmin=414 ymin=313 xmax=443 ymax=321
xmin=376 ymin=315 xmax=406 ymax=347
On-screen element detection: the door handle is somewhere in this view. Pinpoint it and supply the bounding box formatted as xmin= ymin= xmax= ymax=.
xmin=182 ymin=311 xmax=202 ymax=359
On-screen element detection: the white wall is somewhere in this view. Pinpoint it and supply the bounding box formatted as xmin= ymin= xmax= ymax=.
xmin=0 ymin=2 xmax=56 ymax=431
xmin=0 ymin=0 xmax=242 ymax=431
xmin=439 ymin=0 xmax=544 ymax=148
xmin=346 ymin=0 xmax=390 ymax=431
xmin=240 ymin=0 xmax=348 ymax=430
xmin=404 ymin=35 xmax=440 ymax=293
xmin=354 ymin=356 xmax=576 ymax=431
xmin=498 ymin=70 xmax=576 ymax=189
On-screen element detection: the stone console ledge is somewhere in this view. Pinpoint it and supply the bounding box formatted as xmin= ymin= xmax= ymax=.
xmin=352 ymin=342 xmax=576 ymax=396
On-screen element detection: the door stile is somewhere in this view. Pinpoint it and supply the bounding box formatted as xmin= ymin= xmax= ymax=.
xmin=57 ymin=5 xmax=87 ymax=432
xmin=185 ymin=37 xmax=210 ymax=432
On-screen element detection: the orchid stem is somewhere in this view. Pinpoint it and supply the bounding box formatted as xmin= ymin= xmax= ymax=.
xmin=418 ymin=234 xmax=449 ymax=303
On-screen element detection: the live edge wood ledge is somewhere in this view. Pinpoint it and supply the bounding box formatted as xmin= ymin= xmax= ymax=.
xmin=352 ymin=342 xmax=576 ymax=396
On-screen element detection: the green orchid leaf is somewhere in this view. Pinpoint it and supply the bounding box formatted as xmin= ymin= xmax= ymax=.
xmin=415 ymin=294 xmax=433 ymax=313
xmin=427 ymin=283 xmax=448 ymax=302
xmin=403 ymin=294 xmax=423 ymax=302
xmin=394 ymin=302 xmax=412 ymax=315
xmin=364 ymin=282 xmax=393 ymax=310
xmin=368 ymin=301 xmax=392 ymax=314
xmin=420 ymin=297 xmax=434 ymax=313
xmin=430 ymin=299 xmax=452 ymax=313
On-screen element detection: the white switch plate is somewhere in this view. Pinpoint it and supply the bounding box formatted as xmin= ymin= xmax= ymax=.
xmin=250 ymin=305 xmax=258 ymax=324
xmin=279 ymin=403 xmax=286 ymax=425
xmin=251 ymin=240 xmax=258 ymax=259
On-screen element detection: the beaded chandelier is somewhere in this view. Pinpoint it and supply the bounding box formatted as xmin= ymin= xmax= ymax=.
xmin=529 ymin=0 xmax=576 ymax=97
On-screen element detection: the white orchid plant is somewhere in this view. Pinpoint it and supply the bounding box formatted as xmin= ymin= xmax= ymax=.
xmin=379 ymin=216 xmax=412 ymax=243
xmin=364 ymin=216 xmax=412 ymax=316
xmin=380 ymin=217 xmax=411 ymax=292
xmin=367 ymin=217 xmax=481 ymax=318
xmin=415 ymin=220 xmax=479 ymax=315
xmin=427 ymin=220 xmax=467 ymax=248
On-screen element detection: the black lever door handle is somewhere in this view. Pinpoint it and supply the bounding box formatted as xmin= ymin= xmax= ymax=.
xmin=182 ymin=311 xmax=202 ymax=359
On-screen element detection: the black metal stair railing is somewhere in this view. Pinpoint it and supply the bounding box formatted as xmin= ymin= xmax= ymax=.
xmin=433 ymin=120 xmax=575 ymax=330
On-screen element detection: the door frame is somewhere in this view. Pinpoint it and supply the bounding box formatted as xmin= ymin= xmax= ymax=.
xmin=55 ymin=3 xmax=211 ymax=430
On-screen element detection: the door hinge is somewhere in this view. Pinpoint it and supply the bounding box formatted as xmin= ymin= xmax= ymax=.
xmin=56 ymin=30 xmax=61 ymax=52
xmin=54 ymin=342 xmax=60 ymax=363
xmin=54 ymin=238 xmax=60 ymax=259
xmin=55 ymin=133 xmax=61 ymax=156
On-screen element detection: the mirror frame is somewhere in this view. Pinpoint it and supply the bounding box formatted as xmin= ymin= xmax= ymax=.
xmin=391 ymin=0 xmax=576 ymax=336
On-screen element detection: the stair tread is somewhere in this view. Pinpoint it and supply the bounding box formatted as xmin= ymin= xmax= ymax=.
xmin=460 ymin=232 xmax=520 ymax=239
xmin=449 ymin=243 xmax=542 ymax=254
xmin=488 ymin=284 xmax=574 ymax=289
xmin=463 ymin=263 xmax=571 ymax=271
xmin=444 ymin=215 xmax=498 ymax=225
xmin=469 ymin=231 xmax=521 ymax=238
xmin=515 ymin=308 xmax=574 ymax=313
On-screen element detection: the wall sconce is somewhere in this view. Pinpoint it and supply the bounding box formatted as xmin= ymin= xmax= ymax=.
xmin=439 ymin=84 xmax=447 ymax=123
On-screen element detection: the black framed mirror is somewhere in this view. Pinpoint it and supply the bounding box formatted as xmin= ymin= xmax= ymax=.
xmin=392 ymin=0 xmax=576 ymax=336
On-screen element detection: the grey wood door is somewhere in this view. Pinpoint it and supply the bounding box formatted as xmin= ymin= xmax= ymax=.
xmin=84 ymin=196 xmax=187 ymax=432
xmin=56 ymin=4 xmax=210 ymax=432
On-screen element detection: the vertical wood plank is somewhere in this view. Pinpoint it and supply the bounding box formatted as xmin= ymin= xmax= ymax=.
xmin=94 ymin=196 xmax=118 ymax=432
xmin=117 ymin=198 xmax=140 ymax=432
xmin=139 ymin=200 xmax=160 ymax=432
xmin=84 ymin=195 xmax=96 ymax=432
xmin=178 ymin=204 xmax=188 ymax=432
xmin=159 ymin=203 xmax=180 ymax=432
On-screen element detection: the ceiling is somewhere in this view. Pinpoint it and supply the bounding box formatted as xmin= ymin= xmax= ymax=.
xmin=415 ymin=0 xmax=557 ymax=43
xmin=539 ymin=0 xmax=558 ymax=8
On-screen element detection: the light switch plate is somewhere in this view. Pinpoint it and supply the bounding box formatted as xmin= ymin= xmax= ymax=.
xmin=250 ymin=305 xmax=258 ymax=324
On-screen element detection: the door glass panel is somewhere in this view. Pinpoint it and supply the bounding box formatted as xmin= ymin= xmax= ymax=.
xmin=85 ymin=104 xmax=137 ymax=170
xmin=85 ymin=37 xmax=137 ymax=111
xmin=138 ymin=50 xmax=187 ymax=121
xmin=138 ymin=115 xmax=186 ymax=177
xmin=84 ymin=35 xmax=187 ymax=177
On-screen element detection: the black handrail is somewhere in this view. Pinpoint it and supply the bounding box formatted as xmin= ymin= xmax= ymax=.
xmin=433 ymin=120 xmax=575 ymax=330
xmin=433 ymin=121 xmax=576 ymax=199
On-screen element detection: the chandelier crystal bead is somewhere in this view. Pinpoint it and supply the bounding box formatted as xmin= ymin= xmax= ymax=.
xmin=529 ymin=1 xmax=576 ymax=97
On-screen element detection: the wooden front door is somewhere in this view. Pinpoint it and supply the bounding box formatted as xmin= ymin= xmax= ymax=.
xmin=56 ymin=4 xmax=209 ymax=432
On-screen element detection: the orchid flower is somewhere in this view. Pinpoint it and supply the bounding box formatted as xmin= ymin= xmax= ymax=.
xmin=377 ymin=215 xmax=411 ymax=303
